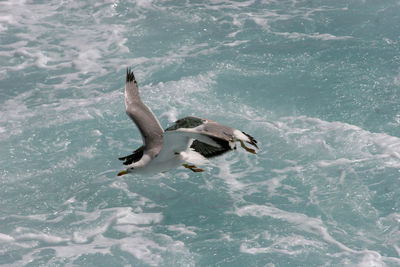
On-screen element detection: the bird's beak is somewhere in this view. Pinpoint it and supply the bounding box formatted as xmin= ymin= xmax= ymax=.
xmin=117 ymin=170 xmax=128 ymax=176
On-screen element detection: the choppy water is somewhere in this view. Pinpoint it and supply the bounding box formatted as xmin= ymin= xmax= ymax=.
xmin=1 ymin=0 xmax=400 ymax=266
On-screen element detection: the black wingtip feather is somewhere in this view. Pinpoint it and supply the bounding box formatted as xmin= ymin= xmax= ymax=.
xmin=126 ymin=67 xmax=137 ymax=84
xmin=190 ymin=137 xmax=233 ymax=158
xmin=118 ymin=146 xmax=144 ymax=165
xmin=242 ymin=131 xmax=258 ymax=149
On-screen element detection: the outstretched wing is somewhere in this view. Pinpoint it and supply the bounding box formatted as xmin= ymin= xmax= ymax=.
xmin=124 ymin=68 xmax=164 ymax=158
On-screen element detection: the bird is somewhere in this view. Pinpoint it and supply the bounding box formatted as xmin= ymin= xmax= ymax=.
xmin=117 ymin=68 xmax=258 ymax=176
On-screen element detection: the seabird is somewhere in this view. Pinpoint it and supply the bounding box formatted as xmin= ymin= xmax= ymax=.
xmin=117 ymin=68 xmax=258 ymax=176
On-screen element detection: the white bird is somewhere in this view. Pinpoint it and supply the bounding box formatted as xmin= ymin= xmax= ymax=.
xmin=117 ymin=68 xmax=258 ymax=176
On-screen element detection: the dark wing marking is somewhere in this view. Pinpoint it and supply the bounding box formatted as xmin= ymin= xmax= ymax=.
xmin=118 ymin=146 xmax=144 ymax=165
xmin=242 ymin=131 xmax=258 ymax=148
xmin=190 ymin=137 xmax=233 ymax=158
xmin=165 ymin=116 xmax=204 ymax=131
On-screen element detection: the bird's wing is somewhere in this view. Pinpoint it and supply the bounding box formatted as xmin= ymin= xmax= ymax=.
xmin=164 ymin=116 xmax=235 ymax=157
xmin=199 ymin=118 xmax=258 ymax=149
xmin=166 ymin=116 xmax=235 ymax=142
xmin=125 ymin=68 xmax=164 ymax=158
xmin=164 ymin=116 xmax=204 ymax=131
xmin=190 ymin=139 xmax=232 ymax=158
xmin=160 ymin=131 xmax=194 ymax=156
xmin=118 ymin=146 xmax=144 ymax=165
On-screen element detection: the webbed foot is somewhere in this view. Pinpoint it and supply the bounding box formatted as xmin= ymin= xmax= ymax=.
xmin=183 ymin=164 xmax=204 ymax=172
xmin=239 ymin=140 xmax=257 ymax=154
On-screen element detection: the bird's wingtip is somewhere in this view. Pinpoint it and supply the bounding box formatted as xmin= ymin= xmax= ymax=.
xmin=242 ymin=131 xmax=258 ymax=149
xmin=126 ymin=67 xmax=136 ymax=84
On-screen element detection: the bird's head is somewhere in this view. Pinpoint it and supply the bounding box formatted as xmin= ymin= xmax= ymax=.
xmin=117 ymin=167 xmax=134 ymax=176
xmin=117 ymin=155 xmax=151 ymax=176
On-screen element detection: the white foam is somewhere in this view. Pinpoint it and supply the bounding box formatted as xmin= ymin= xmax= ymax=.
xmin=240 ymin=233 xmax=324 ymax=255
xmin=308 ymin=186 xmax=319 ymax=205
xmin=271 ymin=165 xmax=303 ymax=174
xmin=54 ymin=234 xmax=111 ymax=259
xmin=265 ymin=176 xmax=286 ymax=196
xmin=4 ymin=205 xmax=194 ymax=266
xmin=160 ymin=107 xmax=179 ymax=122
xmin=357 ymin=251 xmax=385 ymax=267
xmin=0 ymin=88 xmax=122 ymax=143
xmin=135 ymin=0 xmax=156 ymax=9
xmin=73 ymin=48 xmax=102 ymax=74
xmin=223 ymin=40 xmax=249 ymax=47
xmin=316 ymin=158 xmax=367 ymax=167
xmin=109 ymin=181 xmax=160 ymax=210
xmin=116 ymin=211 xmax=163 ymax=225
xmin=119 ymin=235 xmax=190 ymax=266
xmin=68 ymin=208 xmax=115 ymax=243
xmin=235 ymin=204 xmax=359 ymax=253
xmin=252 ymin=16 xmax=271 ymax=31
xmin=16 ymin=233 xmax=69 ymax=244
xmin=119 ymin=237 xmax=164 ymax=266
xmin=237 ymin=205 xmax=400 ymax=264
xmin=216 ymin=156 xmax=247 ymax=192
xmin=92 ymin=129 xmax=102 ymax=136
xmin=394 ymin=244 xmax=400 ymax=257
xmin=276 ymin=32 xmax=352 ymax=40
xmin=0 ymin=232 xmax=15 ymax=242
xmin=383 ymin=37 xmax=398 ymax=45
xmin=394 ymin=70 xmax=400 ymax=86
xmin=167 ymin=224 xmax=199 ymax=236
xmin=274 ymin=116 xmax=400 ymax=169
xmin=77 ymin=146 xmax=97 ymax=159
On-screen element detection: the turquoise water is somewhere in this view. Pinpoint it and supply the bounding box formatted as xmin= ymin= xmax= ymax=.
xmin=1 ymin=0 xmax=400 ymax=266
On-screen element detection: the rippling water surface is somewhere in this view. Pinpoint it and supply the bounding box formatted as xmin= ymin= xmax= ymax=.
xmin=1 ymin=0 xmax=400 ymax=266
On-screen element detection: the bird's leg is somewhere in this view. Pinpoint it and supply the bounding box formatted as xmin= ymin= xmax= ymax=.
xmin=182 ymin=163 xmax=204 ymax=172
xmin=239 ymin=140 xmax=257 ymax=154
xmin=183 ymin=164 xmax=195 ymax=168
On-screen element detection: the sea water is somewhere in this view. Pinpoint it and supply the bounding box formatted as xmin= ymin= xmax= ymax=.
xmin=1 ymin=0 xmax=400 ymax=266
